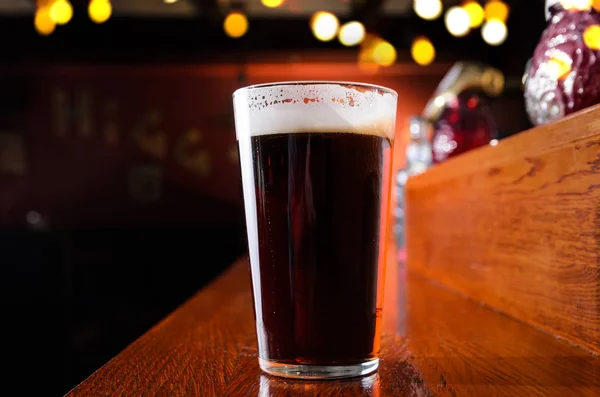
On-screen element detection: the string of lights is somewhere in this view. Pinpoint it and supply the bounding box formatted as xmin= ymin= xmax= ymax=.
xmin=226 ymin=0 xmax=512 ymax=68
xmin=31 ymin=1 xmax=600 ymax=69
xmin=34 ymin=0 xmax=112 ymax=35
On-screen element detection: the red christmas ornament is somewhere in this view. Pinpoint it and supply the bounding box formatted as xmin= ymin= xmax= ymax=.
xmin=525 ymin=3 xmax=600 ymax=125
xmin=432 ymin=91 xmax=497 ymax=163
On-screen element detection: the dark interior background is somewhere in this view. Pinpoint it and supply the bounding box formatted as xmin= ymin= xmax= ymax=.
xmin=0 ymin=0 xmax=548 ymax=394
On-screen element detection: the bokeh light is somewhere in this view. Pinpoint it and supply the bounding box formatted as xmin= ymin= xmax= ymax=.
xmin=89 ymin=0 xmax=112 ymax=24
xmin=338 ymin=21 xmax=366 ymax=46
xmin=224 ymin=11 xmax=249 ymax=38
xmin=361 ymin=33 xmax=383 ymax=50
xmin=310 ymin=11 xmax=339 ymax=42
xmin=481 ymin=19 xmax=507 ymax=46
xmin=445 ymin=6 xmax=470 ymax=37
xmin=372 ymin=40 xmax=397 ymax=67
xmin=583 ymin=24 xmax=600 ymax=49
xmin=411 ymin=36 xmax=435 ymax=66
xmin=463 ymin=1 xmax=485 ymax=28
xmin=262 ymin=0 xmax=284 ymax=8
xmin=50 ymin=0 xmax=73 ymax=25
xmin=358 ymin=34 xmax=390 ymax=71
xmin=34 ymin=7 xmax=56 ymax=36
xmin=484 ymin=1 xmax=509 ymax=23
xmin=413 ymin=0 xmax=443 ymax=21
xmin=358 ymin=33 xmax=383 ymax=70
xmin=546 ymin=57 xmax=572 ymax=80
xmin=560 ymin=0 xmax=592 ymax=10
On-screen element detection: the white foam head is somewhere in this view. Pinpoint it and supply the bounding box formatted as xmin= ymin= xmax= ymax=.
xmin=233 ymin=82 xmax=398 ymax=141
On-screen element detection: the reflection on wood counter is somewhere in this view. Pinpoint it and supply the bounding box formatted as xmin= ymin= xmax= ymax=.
xmin=66 ymin=248 xmax=600 ymax=396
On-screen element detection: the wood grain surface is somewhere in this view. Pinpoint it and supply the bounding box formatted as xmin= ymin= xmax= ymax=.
xmin=66 ymin=246 xmax=600 ymax=396
xmin=405 ymin=104 xmax=600 ymax=355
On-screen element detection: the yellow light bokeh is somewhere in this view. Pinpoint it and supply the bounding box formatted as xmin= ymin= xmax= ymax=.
xmin=411 ymin=36 xmax=435 ymax=66
xmin=224 ymin=11 xmax=249 ymax=38
xmin=413 ymin=0 xmax=443 ymax=21
xmin=361 ymin=33 xmax=383 ymax=50
xmin=481 ymin=19 xmax=507 ymax=45
xmin=357 ymin=34 xmax=385 ymax=73
xmin=445 ymin=6 xmax=471 ymax=37
xmin=50 ymin=0 xmax=73 ymax=25
xmin=463 ymin=1 xmax=485 ymax=28
xmin=35 ymin=7 xmax=56 ymax=36
xmin=594 ymin=0 xmax=600 ymax=11
xmin=372 ymin=41 xmax=397 ymax=67
xmin=484 ymin=1 xmax=509 ymax=23
xmin=583 ymin=24 xmax=600 ymax=49
xmin=164 ymin=0 xmax=179 ymax=3
xmin=310 ymin=11 xmax=339 ymax=42
xmin=261 ymin=0 xmax=284 ymax=8
xmin=89 ymin=0 xmax=112 ymax=24
xmin=546 ymin=57 xmax=571 ymax=80
xmin=338 ymin=21 xmax=365 ymax=46
xmin=560 ymin=0 xmax=592 ymax=10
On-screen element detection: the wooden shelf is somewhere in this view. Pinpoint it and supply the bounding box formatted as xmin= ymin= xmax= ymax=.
xmin=406 ymin=104 xmax=600 ymax=355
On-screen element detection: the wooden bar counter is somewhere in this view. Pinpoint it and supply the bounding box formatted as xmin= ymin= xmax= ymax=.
xmin=66 ymin=250 xmax=600 ymax=396
xmin=67 ymin=107 xmax=600 ymax=396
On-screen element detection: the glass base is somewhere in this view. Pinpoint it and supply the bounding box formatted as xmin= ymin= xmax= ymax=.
xmin=258 ymin=357 xmax=379 ymax=380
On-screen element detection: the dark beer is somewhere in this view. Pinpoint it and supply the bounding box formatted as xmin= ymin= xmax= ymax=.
xmin=238 ymin=131 xmax=393 ymax=366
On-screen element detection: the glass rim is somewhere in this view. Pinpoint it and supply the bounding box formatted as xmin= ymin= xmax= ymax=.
xmin=232 ymin=80 xmax=398 ymax=98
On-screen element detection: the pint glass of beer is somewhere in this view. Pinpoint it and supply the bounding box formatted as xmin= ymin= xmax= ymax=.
xmin=233 ymin=82 xmax=397 ymax=379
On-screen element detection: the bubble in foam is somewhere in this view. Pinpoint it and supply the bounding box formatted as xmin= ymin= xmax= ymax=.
xmin=233 ymin=82 xmax=397 ymax=140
